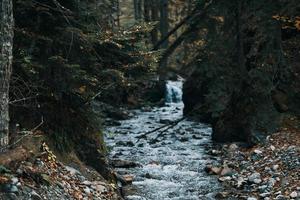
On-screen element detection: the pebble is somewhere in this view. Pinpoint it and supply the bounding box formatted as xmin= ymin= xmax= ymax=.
xmin=267 ymin=178 xmax=276 ymax=187
xmin=248 ymin=172 xmax=261 ymax=184
xmin=290 ymin=191 xmax=298 ymax=198
xmin=11 ymin=177 xmax=18 ymax=185
xmin=259 ymin=192 xmax=270 ymax=198
xmin=82 ymin=180 xmax=92 ymax=186
xmin=83 ymin=187 xmax=91 ymax=195
xmin=220 ymin=166 xmax=233 ymax=176
xmin=272 ymin=164 xmax=279 ymax=171
xmin=10 ymin=185 xmax=19 ymax=193
xmin=229 ymin=143 xmax=239 ymax=150
xmin=275 ymin=195 xmax=286 ymax=200
xmin=247 ymin=197 xmax=257 ymax=200
xmin=270 ymin=145 xmax=276 ymax=151
xmin=254 ymin=149 xmax=263 ymax=154
xmin=65 ymin=166 xmax=80 ymax=175
xmin=31 ymin=190 xmax=42 ymax=200
xmin=1 ymin=193 xmax=18 ymax=200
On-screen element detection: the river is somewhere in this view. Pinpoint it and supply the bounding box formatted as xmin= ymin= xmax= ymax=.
xmin=105 ymin=80 xmax=221 ymax=200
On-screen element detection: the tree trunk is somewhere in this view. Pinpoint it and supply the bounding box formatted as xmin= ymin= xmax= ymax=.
xmin=150 ymin=0 xmax=159 ymax=45
xmin=144 ymin=0 xmax=151 ymax=22
xmin=134 ymin=0 xmax=142 ymax=20
xmin=159 ymin=0 xmax=169 ymax=49
xmin=0 ymin=0 xmax=14 ymax=150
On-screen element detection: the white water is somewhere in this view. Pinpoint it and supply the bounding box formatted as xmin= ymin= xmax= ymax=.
xmin=105 ymin=81 xmax=221 ymax=200
xmin=165 ymin=80 xmax=183 ymax=103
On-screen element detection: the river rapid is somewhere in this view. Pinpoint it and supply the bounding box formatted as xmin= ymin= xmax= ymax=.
xmin=105 ymin=80 xmax=221 ymax=200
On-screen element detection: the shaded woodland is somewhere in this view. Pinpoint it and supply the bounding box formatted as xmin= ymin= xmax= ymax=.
xmin=0 ymin=0 xmax=299 ymax=199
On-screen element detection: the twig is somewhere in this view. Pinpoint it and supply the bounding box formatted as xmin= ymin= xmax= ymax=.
xmin=9 ymin=96 xmax=37 ymax=105
xmin=152 ymin=117 xmax=186 ymax=141
xmin=136 ymin=117 xmax=186 ymax=142
xmin=83 ymin=83 xmax=115 ymax=105
xmin=0 ymin=117 xmax=44 ymax=152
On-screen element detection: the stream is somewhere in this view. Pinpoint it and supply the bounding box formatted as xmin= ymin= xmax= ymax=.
xmin=105 ymin=80 xmax=221 ymax=200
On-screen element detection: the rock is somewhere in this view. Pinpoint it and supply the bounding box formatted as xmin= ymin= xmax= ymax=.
xmin=192 ymin=135 xmax=203 ymax=140
xmin=106 ymin=109 xmax=130 ymax=120
xmin=159 ymin=119 xmax=172 ymax=124
xmin=111 ymin=159 xmax=140 ymax=168
xmin=116 ymin=141 xmax=134 ymax=147
xmin=247 ymin=197 xmax=257 ymax=200
xmin=218 ymin=176 xmax=232 ymax=182
xmin=16 ymin=168 xmax=23 ymax=175
xmin=179 ymin=137 xmax=189 ymax=142
xmin=141 ymin=107 xmax=152 ymax=112
xmin=11 ymin=177 xmax=18 ymax=185
xmin=229 ymin=143 xmax=239 ymax=151
xmin=83 ymin=187 xmax=91 ymax=195
xmin=92 ymin=184 xmax=106 ymax=193
xmin=10 ymin=185 xmax=18 ymax=193
xmin=211 ymin=150 xmax=221 ymax=155
xmin=220 ymin=167 xmax=233 ymax=177
xmin=259 ymin=192 xmax=271 ymax=198
xmin=204 ymin=165 xmax=221 ymax=175
xmin=215 ymin=192 xmax=229 ymax=199
xmin=275 ymin=195 xmax=286 ymax=200
xmin=236 ymin=177 xmax=246 ymax=188
xmin=123 ymin=175 xmax=134 ymax=184
xmin=248 ymin=172 xmax=261 ymax=184
xmin=290 ymin=191 xmax=298 ymax=198
xmin=65 ymin=166 xmax=80 ymax=175
xmin=270 ymin=145 xmax=276 ymax=151
xmin=267 ymin=178 xmax=276 ymax=188
xmin=272 ymin=164 xmax=279 ymax=171
xmin=254 ymin=149 xmax=263 ymax=154
xmin=0 ymin=193 xmax=18 ymax=200
xmin=105 ymin=120 xmax=121 ymax=126
xmin=137 ymin=143 xmax=144 ymax=147
xmin=258 ymin=185 xmax=268 ymax=193
xmin=82 ymin=180 xmax=92 ymax=186
xmin=31 ymin=190 xmax=42 ymax=200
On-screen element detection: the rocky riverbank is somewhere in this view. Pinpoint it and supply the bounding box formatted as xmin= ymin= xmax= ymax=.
xmin=206 ymin=117 xmax=300 ymax=200
xmin=0 ymin=140 xmax=120 ymax=200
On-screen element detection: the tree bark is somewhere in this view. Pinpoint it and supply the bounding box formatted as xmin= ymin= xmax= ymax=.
xmin=159 ymin=0 xmax=169 ymax=49
xmin=134 ymin=0 xmax=142 ymax=20
xmin=150 ymin=0 xmax=159 ymax=45
xmin=144 ymin=0 xmax=151 ymax=22
xmin=0 ymin=0 xmax=14 ymax=150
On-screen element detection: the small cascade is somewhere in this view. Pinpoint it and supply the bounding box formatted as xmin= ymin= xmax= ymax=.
xmin=165 ymin=80 xmax=183 ymax=103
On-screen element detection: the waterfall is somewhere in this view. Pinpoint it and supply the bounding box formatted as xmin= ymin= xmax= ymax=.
xmin=165 ymin=80 xmax=183 ymax=103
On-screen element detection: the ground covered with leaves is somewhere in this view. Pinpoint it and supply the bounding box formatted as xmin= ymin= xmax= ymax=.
xmin=206 ymin=116 xmax=300 ymax=200
xmin=0 ymin=138 xmax=120 ymax=200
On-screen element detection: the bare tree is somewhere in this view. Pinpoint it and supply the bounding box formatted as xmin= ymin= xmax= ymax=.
xmin=0 ymin=0 xmax=14 ymax=150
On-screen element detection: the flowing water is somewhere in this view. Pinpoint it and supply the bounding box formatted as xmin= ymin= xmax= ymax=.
xmin=105 ymin=80 xmax=221 ymax=200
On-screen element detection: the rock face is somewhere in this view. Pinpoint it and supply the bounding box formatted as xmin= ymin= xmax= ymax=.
xmin=183 ymin=71 xmax=281 ymax=144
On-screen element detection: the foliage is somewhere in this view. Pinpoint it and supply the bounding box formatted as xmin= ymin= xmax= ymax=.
xmin=10 ymin=0 xmax=158 ymax=151
xmin=183 ymin=0 xmax=300 ymax=143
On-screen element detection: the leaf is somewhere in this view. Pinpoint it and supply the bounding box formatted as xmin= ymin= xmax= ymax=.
xmin=78 ymin=86 xmax=86 ymax=94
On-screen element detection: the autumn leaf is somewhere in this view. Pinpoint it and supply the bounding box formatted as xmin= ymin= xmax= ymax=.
xmin=78 ymin=86 xmax=86 ymax=94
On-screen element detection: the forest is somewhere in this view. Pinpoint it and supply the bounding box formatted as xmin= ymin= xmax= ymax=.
xmin=0 ymin=0 xmax=299 ymax=200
